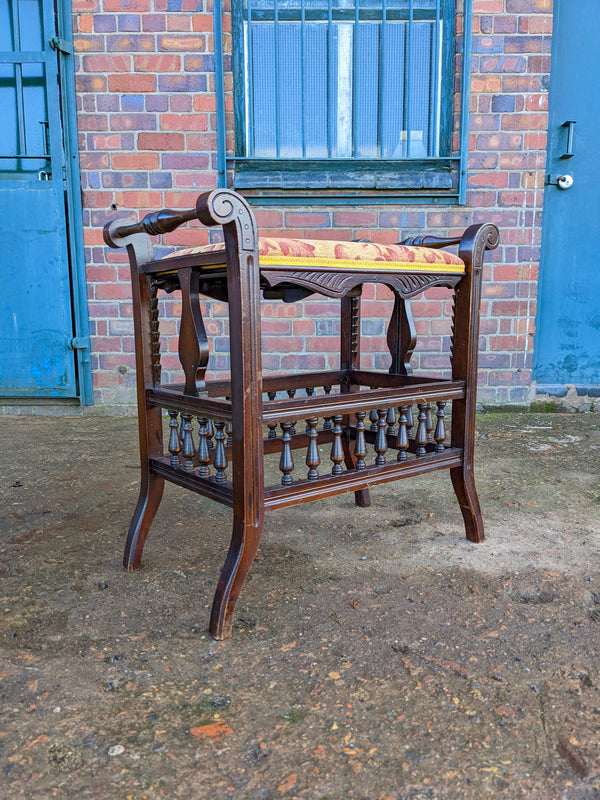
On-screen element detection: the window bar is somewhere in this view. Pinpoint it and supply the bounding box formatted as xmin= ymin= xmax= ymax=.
xmin=351 ymin=0 xmax=359 ymax=158
xmin=214 ymin=0 xmax=227 ymax=185
xmin=378 ymin=0 xmax=387 ymax=158
xmin=327 ymin=0 xmax=333 ymax=158
xmin=431 ymin=0 xmax=441 ymax=157
xmin=459 ymin=0 xmax=474 ymax=204
xmin=405 ymin=0 xmax=413 ymax=158
xmin=274 ymin=0 xmax=280 ymax=158
xmin=246 ymin=0 xmax=255 ymax=157
xmin=10 ymin=0 xmax=27 ymax=162
xmin=301 ymin=0 xmax=306 ymax=158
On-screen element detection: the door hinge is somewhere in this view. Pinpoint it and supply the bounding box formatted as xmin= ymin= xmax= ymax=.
xmin=49 ymin=37 xmax=73 ymax=55
xmin=69 ymin=337 xmax=90 ymax=351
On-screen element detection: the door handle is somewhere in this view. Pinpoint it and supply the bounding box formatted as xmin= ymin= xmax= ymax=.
xmin=560 ymin=120 xmax=576 ymax=159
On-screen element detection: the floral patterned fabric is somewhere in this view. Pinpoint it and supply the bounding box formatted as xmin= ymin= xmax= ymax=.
xmin=163 ymin=236 xmax=465 ymax=274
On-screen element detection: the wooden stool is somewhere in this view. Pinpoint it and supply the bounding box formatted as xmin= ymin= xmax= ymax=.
xmin=104 ymin=189 xmax=499 ymax=640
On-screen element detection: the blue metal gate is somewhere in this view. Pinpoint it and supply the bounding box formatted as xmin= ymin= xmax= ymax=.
xmin=0 ymin=0 xmax=90 ymax=401
xmin=534 ymin=1 xmax=600 ymax=389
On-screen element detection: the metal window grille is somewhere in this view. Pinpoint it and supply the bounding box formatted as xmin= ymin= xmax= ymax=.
xmin=0 ymin=0 xmax=50 ymax=175
xmin=241 ymin=0 xmax=446 ymax=161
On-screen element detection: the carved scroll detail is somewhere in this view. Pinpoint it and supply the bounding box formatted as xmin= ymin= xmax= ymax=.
xmin=261 ymin=269 xmax=461 ymax=299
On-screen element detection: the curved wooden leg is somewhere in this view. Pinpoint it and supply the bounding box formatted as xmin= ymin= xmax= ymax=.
xmin=123 ymin=472 xmax=165 ymax=571
xmin=209 ymin=516 xmax=264 ymax=641
xmin=450 ymin=465 xmax=484 ymax=543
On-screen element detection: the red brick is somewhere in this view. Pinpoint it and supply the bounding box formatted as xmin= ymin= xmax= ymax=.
xmin=158 ymin=35 xmax=205 ymax=51
xmin=137 ymin=132 xmax=185 ymax=150
xmin=332 ymin=211 xmax=377 ymax=227
xmin=501 ymin=113 xmax=547 ymax=131
xmin=73 ymin=35 xmax=104 ymax=52
xmin=166 ymin=14 xmax=192 ymax=32
xmin=263 ymin=336 xmax=303 ymax=353
xmin=474 ymin=0 xmax=504 ymax=11
xmin=108 ymin=74 xmax=156 ymax=92
xmin=261 ymin=320 xmax=293 ymax=335
xmin=292 ymin=319 xmax=316 ymax=336
xmin=192 ymin=15 xmax=213 ymax=32
xmin=506 ymin=0 xmax=551 ymax=11
xmin=133 ymin=54 xmax=181 ymax=72
xmin=104 ymin=0 xmax=150 ymax=10
xmin=82 ymin=54 xmax=131 ymax=72
xmin=468 ymin=173 xmax=509 ymax=189
xmin=193 ymin=95 xmax=217 ymax=112
xmin=160 ymin=114 xmax=208 ymax=131
xmin=94 ymin=282 xmax=132 ymax=301
xmin=112 ymin=152 xmax=160 ymax=170
xmin=285 ymin=213 xmax=330 ymax=228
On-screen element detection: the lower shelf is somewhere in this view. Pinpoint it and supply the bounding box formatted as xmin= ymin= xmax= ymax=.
xmin=150 ymin=446 xmax=463 ymax=512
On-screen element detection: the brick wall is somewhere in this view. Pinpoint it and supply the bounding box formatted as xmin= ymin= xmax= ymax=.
xmin=73 ymin=0 xmax=552 ymax=407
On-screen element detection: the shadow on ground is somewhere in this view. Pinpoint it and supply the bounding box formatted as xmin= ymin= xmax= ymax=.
xmin=1 ymin=412 xmax=600 ymax=799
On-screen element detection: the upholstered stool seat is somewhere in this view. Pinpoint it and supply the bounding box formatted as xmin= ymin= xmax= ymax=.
xmin=165 ymin=236 xmax=466 ymax=275
xmin=104 ymin=189 xmax=498 ymax=640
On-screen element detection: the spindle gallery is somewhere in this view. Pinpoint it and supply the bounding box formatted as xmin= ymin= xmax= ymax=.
xmin=104 ymin=189 xmax=498 ymax=640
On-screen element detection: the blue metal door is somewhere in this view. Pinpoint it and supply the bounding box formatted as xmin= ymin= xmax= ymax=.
xmin=533 ymin=1 xmax=600 ymax=388
xmin=0 ymin=0 xmax=80 ymax=398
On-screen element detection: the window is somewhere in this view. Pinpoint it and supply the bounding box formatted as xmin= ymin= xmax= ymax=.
xmin=0 ymin=0 xmax=51 ymax=179
xmin=228 ymin=0 xmax=467 ymax=202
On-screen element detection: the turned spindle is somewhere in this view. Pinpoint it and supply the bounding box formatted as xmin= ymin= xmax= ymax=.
xmin=197 ymin=417 xmax=211 ymax=477
xmin=354 ymin=411 xmax=367 ymax=470
xmin=181 ymin=413 xmax=196 ymax=472
xmin=206 ymin=417 xmax=214 ymax=449
xmin=330 ymin=415 xmax=344 ymax=475
xmin=425 ymin=402 xmax=434 ymax=442
xmin=305 ymin=418 xmax=320 ymax=480
xmin=167 ymin=410 xmax=181 ymax=467
xmin=434 ymin=401 xmax=447 ymax=453
xmin=386 ymin=407 xmax=396 ymax=436
xmin=369 ymin=408 xmax=379 ymax=432
xmin=405 ymin=404 xmax=414 ymax=434
xmin=374 ymin=409 xmax=388 ymax=465
xmin=397 ymin=406 xmax=409 ymax=461
xmin=213 ymin=420 xmax=228 ymax=483
xmin=279 ymin=422 xmax=294 ymax=485
xmin=415 ymin=403 xmax=429 ymax=457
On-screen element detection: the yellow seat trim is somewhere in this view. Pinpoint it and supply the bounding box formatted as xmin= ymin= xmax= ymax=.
xmin=258 ymin=254 xmax=464 ymax=273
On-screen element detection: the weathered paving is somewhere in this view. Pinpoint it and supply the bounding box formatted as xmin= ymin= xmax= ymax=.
xmin=1 ymin=412 xmax=599 ymax=799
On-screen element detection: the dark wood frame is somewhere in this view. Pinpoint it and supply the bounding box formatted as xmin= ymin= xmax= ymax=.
xmin=104 ymin=189 xmax=499 ymax=640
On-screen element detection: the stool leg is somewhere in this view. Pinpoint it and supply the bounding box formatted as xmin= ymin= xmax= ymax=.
xmin=123 ymin=471 xmax=165 ymax=571
xmin=124 ymin=404 xmax=165 ymax=570
xmin=450 ymin=465 xmax=484 ymax=543
xmin=449 ymin=223 xmax=499 ymax=545
xmin=342 ymin=435 xmax=371 ymax=507
xmin=210 ymin=514 xmax=264 ymax=640
xmin=340 ymin=294 xmax=371 ymax=508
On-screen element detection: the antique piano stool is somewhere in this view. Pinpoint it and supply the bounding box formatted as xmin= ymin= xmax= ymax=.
xmin=104 ymin=189 xmax=499 ymax=640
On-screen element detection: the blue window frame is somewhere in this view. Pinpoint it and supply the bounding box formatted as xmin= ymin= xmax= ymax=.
xmin=226 ymin=0 xmax=469 ymax=203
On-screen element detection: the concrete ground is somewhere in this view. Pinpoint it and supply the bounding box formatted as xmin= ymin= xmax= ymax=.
xmin=1 ymin=411 xmax=599 ymax=800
